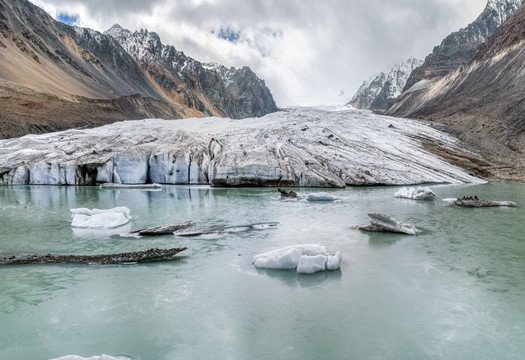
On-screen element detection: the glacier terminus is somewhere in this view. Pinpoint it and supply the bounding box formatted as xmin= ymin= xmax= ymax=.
xmin=0 ymin=106 xmax=484 ymax=187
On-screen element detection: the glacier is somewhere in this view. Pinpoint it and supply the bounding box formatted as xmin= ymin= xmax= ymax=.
xmin=0 ymin=107 xmax=484 ymax=187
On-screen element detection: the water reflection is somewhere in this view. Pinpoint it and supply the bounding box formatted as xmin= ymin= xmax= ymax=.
xmin=0 ymin=184 xmax=524 ymax=359
xmin=366 ymin=232 xmax=403 ymax=246
xmin=255 ymin=268 xmax=342 ymax=288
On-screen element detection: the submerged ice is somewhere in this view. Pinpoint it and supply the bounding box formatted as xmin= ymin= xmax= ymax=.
xmin=0 ymin=107 xmax=484 ymax=187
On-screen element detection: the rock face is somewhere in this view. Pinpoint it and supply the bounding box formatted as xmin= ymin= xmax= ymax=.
xmin=105 ymin=25 xmax=278 ymax=120
xmin=0 ymin=107 xmax=485 ymax=187
xmin=402 ymin=0 xmax=523 ymax=92
xmin=454 ymin=196 xmax=517 ymax=207
xmin=0 ymin=0 xmax=278 ymax=139
xmin=387 ymin=3 xmax=525 ymax=181
xmin=349 ymin=57 xmax=422 ymax=112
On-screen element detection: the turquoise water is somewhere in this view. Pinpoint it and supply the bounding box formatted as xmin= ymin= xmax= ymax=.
xmin=0 ymin=184 xmax=524 ymax=360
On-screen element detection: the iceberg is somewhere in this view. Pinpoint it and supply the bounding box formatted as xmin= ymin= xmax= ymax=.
xmin=99 ymin=183 xmax=162 ymax=190
xmin=306 ymin=192 xmax=338 ymax=202
xmin=71 ymin=207 xmax=131 ymax=228
xmin=253 ymin=245 xmax=342 ymax=274
xmin=394 ymin=187 xmax=436 ymax=200
xmin=354 ymin=213 xmax=418 ymax=235
xmin=50 ymin=355 xmax=130 ymax=360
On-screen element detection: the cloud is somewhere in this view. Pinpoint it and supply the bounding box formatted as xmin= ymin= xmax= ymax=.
xmin=31 ymin=0 xmax=488 ymax=106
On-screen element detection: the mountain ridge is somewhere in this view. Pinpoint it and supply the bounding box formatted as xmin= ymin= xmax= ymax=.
xmin=0 ymin=0 xmax=278 ymax=139
xmin=386 ymin=2 xmax=525 ymax=181
xmin=349 ymin=57 xmax=422 ymax=112
xmin=402 ymin=0 xmax=523 ymax=92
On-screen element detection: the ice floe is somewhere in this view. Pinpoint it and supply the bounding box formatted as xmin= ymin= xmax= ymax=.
xmin=99 ymin=183 xmax=162 ymax=190
xmin=354 ymin=213 xmax=418 ymax=235
xmin=0 ymin=107 xmax=485 ymax=187
xmin=394 ymin=187 xmax=436 ymax=200
xmin=49 ymin=355 xmax=130 ymax=360
xmin=306 ymin=192 xmax=338 ymax=202
xmin=253 ymin=245 xmax=342 ymax=274
xmin=71 ymin=207 xmax=131 ymax=228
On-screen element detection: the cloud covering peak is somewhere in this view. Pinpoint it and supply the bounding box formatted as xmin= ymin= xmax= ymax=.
xmin=32 ymin=0 xmax=488 ymax=106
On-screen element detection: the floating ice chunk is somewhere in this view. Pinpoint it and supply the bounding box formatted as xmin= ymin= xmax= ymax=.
xmin=222 ymin=226 xmax=251 ymax=233
xmin=71 ymin=207 xmax=131 ymax=217
xmin=253 ymin=245 xmax=327 ymax=270
xmin=253 ymin=245 xmax=342 ymax=273
xmin=250 ymin=222 xmax=280 ymax=230
xmin=355 ymin=213 xmax=418 ymax=235
xmin=71 ymin=207 xmax=131 ymax=228
xmin=73 ymin=223 xmax=132 ymax=238
xmin=326 ymin=251 xmax=342 ymax=270
xmin=297 ymin=254 xmax=327 ymax=274
xmin=442 ymin=198 xmax=458 ymax=203
xmin=306 ymin=192 xmax=338 ymax=202
xmin=100 ymin=183 xmax=162 ymax=190
xmin=50 ymin=355 xmax=131 ymax=360
xmin=394 ymin=187 xmax=436 ymax=200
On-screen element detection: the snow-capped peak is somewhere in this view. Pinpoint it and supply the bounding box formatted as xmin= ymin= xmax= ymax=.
xmin=203 ymin=62 xmax=239 ymax=87
xmin=349 ymin=57 xmax=422 ymax=111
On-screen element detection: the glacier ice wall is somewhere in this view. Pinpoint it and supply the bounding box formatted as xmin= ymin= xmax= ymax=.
xmin=0 ymin=107 xmax=484 ymax=187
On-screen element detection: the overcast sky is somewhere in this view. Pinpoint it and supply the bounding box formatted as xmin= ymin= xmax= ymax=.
xmin=33 ymin=0 xmax=488 ymax=106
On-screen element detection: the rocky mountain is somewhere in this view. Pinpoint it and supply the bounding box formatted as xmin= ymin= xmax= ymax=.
xmin=387 ymin=2 xmax=525 ymax=181
xmin=402 ymin=0 xmax=523 ymax=92
xmin=0 ymin=0 xmax=278 ymax=139
xmin=348 ymin=57 xmax=422 ymax=112
xmin=104 ymin=25 xmax=278 ymax=119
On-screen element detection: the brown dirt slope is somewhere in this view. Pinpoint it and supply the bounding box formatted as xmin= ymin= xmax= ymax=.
xmin=0 ymin=82 xmax=182 ymax=139
xmin=386 ymin=4 xmax=525 ymax=182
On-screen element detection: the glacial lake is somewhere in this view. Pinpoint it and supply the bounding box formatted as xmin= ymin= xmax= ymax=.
xmin=0 ymin=183 xmax=524 ymax=360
